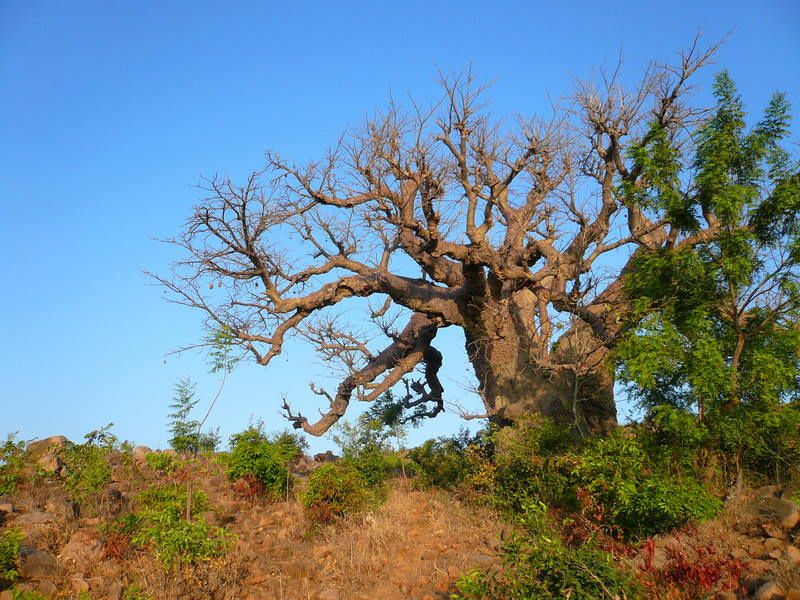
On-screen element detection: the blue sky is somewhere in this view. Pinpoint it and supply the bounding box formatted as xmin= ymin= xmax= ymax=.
xmin=1 ymin=1 xmax=798 ymax=452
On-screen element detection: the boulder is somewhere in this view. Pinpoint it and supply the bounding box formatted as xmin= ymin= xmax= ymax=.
xmin=17 ymin=546 xmax=58 ymax=580
xmin=745 ymin=496 xmax=800 ymax=530
xmin=60 ymin=529 xmax=104 ymax=573
xmin=754 ymin=580 xmax=785 ymax=600
xmin=26 ymin=436 xmax=68 ymax=457
xmin=132 ymin=446 xmax=152 ymax=464
xmin=313 ymin=451 xmax=338 ymax=463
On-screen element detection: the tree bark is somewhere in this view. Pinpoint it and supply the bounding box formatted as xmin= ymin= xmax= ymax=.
xmin=462 ymin=289 xmax=617 ymax=435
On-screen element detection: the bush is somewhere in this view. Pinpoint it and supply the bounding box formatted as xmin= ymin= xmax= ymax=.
xmin=452 ymin=502 xmax=639 ymax=600
xmin=61 ymin=425 xmax=117 ymax=504
xmin=301 ymin=463 xmax=370 ymax=526
xmin=0 ymin=436 xmax=26 ymax=496
xmin=226 ymin=425 xmax=291 ymax=499
xmin=489 ymin=417 xmax=578 ymax=511
xmin=110 ymin=484 xmax=230 ymax=568
xmin=333 ymin=414 xmax=393 ymax=487
xmin=168 ymin=379 xmax=220 ymax=454
xmin=0 ymin=528 xmax=23 ymax=585
xmin=144 ymin=452 xmax=177 ymax=475
xmin=714 ymin=403 xmax=800 ymax=481
xmin=574 ymin=432 xmax=721 ymax=537
xmin=269 ymin=430 xmax=309 ymax=466
xmin=408 ymin=429 xmax=483 ymax=490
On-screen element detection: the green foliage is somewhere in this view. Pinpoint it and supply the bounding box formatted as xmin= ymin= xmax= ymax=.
xmin=112 ymin=484 xmax=230 ymax=568
xmin=9 ymin=590 xmax=49 ymax=600
xmin=144 ymin=452 xmax=178 ymax=475
xmin=0 ymin=435 xmax=26 ymax=496
xmin=408 ymin=429 xmax=483 ymax=490
xmin=268 ymin=430 xmax=309 ymax=466
xmin=167 ymin=379 xmax=220 ymax=455
xmin=0 ymin=528 xmax=23 ymax=583
xmin=616 ymin=73 xmax=800 ymax=417
xmin=451 ymin=502 xmax=639 ymax=600
xmin=574 ymin=432 xmax=721 ymax=537
xmin=225 ymin=424 xmax=291 ymax=499
xmin=489 ymin=417 xmax=579 ymax=512
xmin=333 ymin=413 xmax=395 ymax=487
xmin=301 ymin=463 xmax=371 ymax=526
xmin=715 ymin=403 xmax=800 ymax=480
xmin=61 ymin=424 xmax=116 ymax=504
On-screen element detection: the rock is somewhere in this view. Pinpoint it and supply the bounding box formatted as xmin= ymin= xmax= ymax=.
xmin=318 ymin=589 xmax=340 ymax=600
xmin=27 ymin=436 xmax=68 ymax=456
xmin=0 ymin=590 xmax=13 ymax=600
xmin=787 ymin=544 xmax=800 ymax=565
xmin=60 ymin=529 xmax=104 ymax=573
xmin=746 ymin=496 xmax=800 ymax=530
xmin=17 ymin=546 xmax=58 ymax=580
xmin=71 ymin=575 xmax=90 ymax=593
xmin=785 ymin=589 xmax=800 ymax=600
xmin=14 ymin=511 xmax=52 ymax=527
xmin=754 ymin=580 xmax=785 ymax=600
xmin=0 ymin=502 xmax=14 ymax=513
xmin=313 ymin=451 xmax=338 ymax=463
xmin=132 ymin=445 xmax=152 ymax=463
xmin=106 ymin=581 xmax=124 ymax=600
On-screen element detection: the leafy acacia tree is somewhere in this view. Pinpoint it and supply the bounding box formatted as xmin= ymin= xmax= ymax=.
xmin=616 ymin=73 xmax=800 ymax=417
xmin=156 ymin=42 xmax=795 ymax=437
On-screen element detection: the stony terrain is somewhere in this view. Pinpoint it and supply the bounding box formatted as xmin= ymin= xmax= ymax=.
xmin=0 ymin=436 xmax=505 ymax=600
xmin=1 ymin=436 xmax=799 ymax=600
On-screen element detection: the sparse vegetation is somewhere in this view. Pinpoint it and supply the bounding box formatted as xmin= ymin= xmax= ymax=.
xmin=301 ymin=463 xmax=371 ymax=526
xmin=0 ymin=528 xmax=23 ymax=584
xmin=61 ymin=424 xmax=117 ymax=505
xmin=109 ymin=484 xmax=231 ymax=568
xmin=0 ymin=436 xmax=26 ymax=496
xmin=225 ymin=423 xmax=292 ymax=500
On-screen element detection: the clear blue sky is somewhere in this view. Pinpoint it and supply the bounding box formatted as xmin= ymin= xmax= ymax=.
xmin=1 ymin=1 xmax=798 ymax=452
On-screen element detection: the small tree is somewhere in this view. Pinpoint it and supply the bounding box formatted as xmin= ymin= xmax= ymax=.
xmin=615 ymin=73 xmax=800 ymax=417
xmin=167 ymin=379 xmax=220 ymax=454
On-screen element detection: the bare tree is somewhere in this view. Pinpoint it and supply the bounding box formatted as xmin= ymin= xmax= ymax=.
xmin=154 ymin=41 xmax=722 ymax=436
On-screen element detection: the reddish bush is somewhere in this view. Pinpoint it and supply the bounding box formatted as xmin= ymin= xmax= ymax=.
xmin=639 ymin=537 xmax=744 ymax=599
xmin=232 ymin=474 xmax=265 ymax=501
xmin=104 ymin=531 xmax=132 ymax=560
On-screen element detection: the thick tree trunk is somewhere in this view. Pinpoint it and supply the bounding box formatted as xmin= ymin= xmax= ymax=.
xmin=463 ymin=291 xmax=617 ymax=435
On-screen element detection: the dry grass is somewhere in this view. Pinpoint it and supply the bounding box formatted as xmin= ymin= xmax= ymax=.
xmin=313 ymin=482 xmax=503 ymax=595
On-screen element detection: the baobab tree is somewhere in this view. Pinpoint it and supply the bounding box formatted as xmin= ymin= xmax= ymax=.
xmin=157 ymin=42 xmax=736 ymax=437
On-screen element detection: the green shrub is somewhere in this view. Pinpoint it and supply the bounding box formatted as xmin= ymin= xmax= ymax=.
xmin=301 ymin=463 xmax=370 ymax=526
xmin=333 ymin=414 xmax=393 ymax=487
xmin=408 ymin=429 xmax=482 ymax=490
xmin=111 ymin=484 xmax=230 ymax=568
xmin=0 ymin=528 xmax=23 ymax=584
xmin=10 ymin=590 xmax=49 ymax=600
xmin=574 ymin=432 xmax=721 ymax=537
xmin=490 ymin=417 xmax=578 ymax=511
xmin=269 ymin=430 xmax=309 ymax=465
xmin=715 ymin=403 xmax=800 ymax=481
xmin=226 ymin=425 xmax=291 ymax=499
xmin=144 ymin=452 xmax=177 ymax=475
xmin=0 ymin=436 xmax=26 ymax=496
xmin=168 ymin=379 xmax=220 ymax=454
xmin=61 ymin=425 xmax=117 ymax=504
xmin=452 ymin=502 xmax=639 ymax=600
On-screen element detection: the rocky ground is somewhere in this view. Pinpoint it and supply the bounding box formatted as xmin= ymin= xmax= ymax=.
xmin=1 ymin=436 xmax=799 ymax=600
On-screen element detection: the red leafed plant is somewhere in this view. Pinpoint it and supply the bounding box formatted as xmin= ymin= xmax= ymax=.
xmin=232 ymin=474 xmax=265 ymax=501
xmin=639 ymin=536 xmax=745 ymax=599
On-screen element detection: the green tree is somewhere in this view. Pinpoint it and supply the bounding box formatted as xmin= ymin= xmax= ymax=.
xmin=616 ymin=72 xmax=800 ymax=417
xmin=167 ymin=379 xmax=220 ymax=454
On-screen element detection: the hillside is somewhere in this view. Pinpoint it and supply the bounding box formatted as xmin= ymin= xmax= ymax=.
xmin=1 ymin=429 xmax=799 ymax=600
